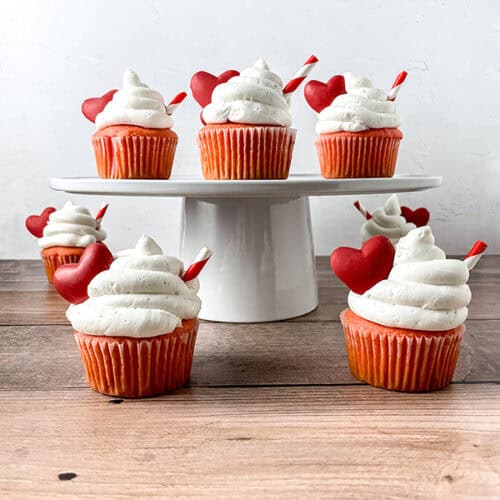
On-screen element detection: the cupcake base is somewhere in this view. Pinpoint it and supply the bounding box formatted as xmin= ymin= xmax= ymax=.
xmin=92 ymin=125 xmax=178 ymax=179
xmin=197 ymin=124 xmax=296 ymax=179
xmin=315 ymin=128 xmax=402 ymax=178
xmin=341 ymin=309 xmax=464 ymax=392
xmin=41 ymin=246 xmax=85 ymax=283
xmin=74 ymin=319 xmax=199 ymax=398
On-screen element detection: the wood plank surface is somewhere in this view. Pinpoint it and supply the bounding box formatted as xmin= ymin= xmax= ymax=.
xmin=0 ymin=258 xmax=499 ymax=498
xmin=1 ymin=257 xmax=500 ymax=325
xmin=0 ymin=320 xmax=498 ymax=391
xmin=0 ymin=386 xmax=498 ymax=498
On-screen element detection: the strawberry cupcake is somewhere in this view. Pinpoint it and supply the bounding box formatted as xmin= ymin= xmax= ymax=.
xmin=358 ymin=194 xmax=416 ymax=244
xmin=191 ymin=58 xmax=311 ymax=179
xmin=331 ymin=226 xmax=483 ymax=392
xmin=84 ymin=69 xmax=181 ymax=179
xmin=305 ymin=72 xmax=404 ymax=178
xmin=65 ymin=236 xmax=202 ymax=398
xmin=26 ymin=201 xmax=107 ymax=283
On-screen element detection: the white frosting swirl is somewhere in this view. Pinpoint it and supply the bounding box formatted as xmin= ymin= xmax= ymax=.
xmin=38 ymin=201 xmax=106 ymax=250
xmin=361 ymin=195 xmax=415 ymax=244
xmin=316 ymin=73 xmax=400 ymax=133
xmin=202 ymin=59 xmax=292 ymax=126
xmin=66 ymin=236 xmax=201 ymax=338
xmin=348 ymin=227 xmax=471 ymax=331
xmin=95 ymin=69 xmax=173 ymax=130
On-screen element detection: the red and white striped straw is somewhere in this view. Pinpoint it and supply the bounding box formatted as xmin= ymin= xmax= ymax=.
xmin=464 ymin=240 xmax=487 ymax=271
xmin=387 ymin=70 xmax=408 ymax=101
xmin=283 ymin=55 xmax=319 ymax=95
xmin=353 ymin=200 xmax=372 ymax=220
xmin=95 ymin=202 xmax=109 ymax=229
xmin=182 ymin=247 xmax=213 ymax=282
xmin=165 ymin=91 xmax=188 ymax=115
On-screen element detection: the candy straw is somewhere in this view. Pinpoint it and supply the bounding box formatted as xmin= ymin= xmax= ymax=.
xmin=182 ymin=247 xmax=213 ymax=282
xmin=387 ymin=70 xmax=408 ymax=101
xmin=283 ymin=55 xmax=319 ymax=95
xmin=353 ymin=200 xmax=372 ymax=220
xmin=165 ymin=91 xmax=188 ymax=115
xmin=95 ymin=202 xmax=109 ymax=229
xmin=464 ymin=240 xmax=488 ymax=271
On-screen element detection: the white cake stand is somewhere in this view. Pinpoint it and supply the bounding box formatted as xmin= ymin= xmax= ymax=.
xmin=49 ymin=174 xmax=441 ymax=323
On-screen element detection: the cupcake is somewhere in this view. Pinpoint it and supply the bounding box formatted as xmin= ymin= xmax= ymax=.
xmin=354 ymin=194 xmax=431 ymax=245
xmin=191 ymin=59 xmax=301 ymax=179
xmin=304 ymin=73 xmax=403 ymax=178
xmin=331 ymin=226 xmax=477 ymax=392
xmin=25 ymin=201 xmax=107 ymax=283
xmin=65 ymin=236 xmax=202 ymax=398
xmin=358 ymin=194 xmax=415 ymax=244
xmin=83 ymin=69 xmax=180 ymax=179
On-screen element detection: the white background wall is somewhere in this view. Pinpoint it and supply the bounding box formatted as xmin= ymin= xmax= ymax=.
xmin=1 ymin=0 xmax=499 ymax=258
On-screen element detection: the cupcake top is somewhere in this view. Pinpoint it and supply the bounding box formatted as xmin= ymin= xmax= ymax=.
xmin=95 ymin=69 xmax=173 ymax=130
xmin=38 ymin=201 xmax=106 ymax=250
xmin=361 ymin=195 xmax=415 ymax=244
xmin=66 ymin=236 xmax=201 ymax=338
xmin=316 ymin=73 xmax=400 ymax=134
xmin=202 ymin=59 xmax=292 ymax=127
xmin=348 ymin=227 xmax=472 ymax=331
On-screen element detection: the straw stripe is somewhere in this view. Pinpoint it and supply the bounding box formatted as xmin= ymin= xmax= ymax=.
xmin=353 ymin=200 xmax=372 ymax=220
xmin=388 ymin=70 xmax=408 ymax=101
xmin=283 ymin=55 xmax=319 ymax=95
xmin=464 ymin=240 xmax=487 ymax=270
xmin=182 ymin=247 xmax=213 ymax=282
xmin=165 ymin=91 xmax=188 ymax=115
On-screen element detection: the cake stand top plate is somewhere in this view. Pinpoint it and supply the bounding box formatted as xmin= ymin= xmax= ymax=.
xmin=49 ymin=174 xmax=442 ymax=198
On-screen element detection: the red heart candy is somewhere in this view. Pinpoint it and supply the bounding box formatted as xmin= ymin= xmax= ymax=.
xmin=330 ymin=236 xmax=395 ymax=295
xmin=401 ymin=206 xmax=430 ymax=227
xmin=190 ymin=70 xmax=239 ymax=108
xmin=304 ymin=75 xmax=347 ymax=113
xmin=53 ymin=242 xmax=114 ymax=304
xmin=25 ymin=207 xmax=56 ymax=238
xmin=81 ymin=89 xmax=118 ymax=123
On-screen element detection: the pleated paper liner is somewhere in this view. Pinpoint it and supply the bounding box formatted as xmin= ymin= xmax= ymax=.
xmin=340 ymin=309 xmax=464 ymax=392
xmin=197 ymin=124 xmax=296 ymax=179
xmin=315 ymin=128 xmax=403 ymax=178
xmin=41 ymin=246 xmax=85 ymax=283
xmin=92 ymin=125 xmax=178 ymax=179
xmin=74 ymin=319 xmax=199 ymax=398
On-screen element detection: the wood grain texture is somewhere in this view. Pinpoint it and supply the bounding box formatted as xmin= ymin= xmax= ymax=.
xmin=1 ymin=257 xmax=499 ymax=325
xmin=0 ymin=386 xmax=498 ymax=498
xmin=1 ymin=320 xmax=498 ymax=391
xmin=0 ymin=258 xmax=499 ymax=498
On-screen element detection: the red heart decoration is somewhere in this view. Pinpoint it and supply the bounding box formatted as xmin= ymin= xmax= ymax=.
xmin=401 ymin=206 xmax=430 ymax=227
xmin=190 ymin=70 xmax=239 ymax=108
xmin=53 ymin=242 xmax=114 ymax=304
xmin=304 ymin=75 xmax=347 ymax=113
xmin=330 ymin=236 xmax=395 ymax=294
xmin=81 ymin=89 xmax=118 ymax=123
xmin=25 ymin=207 xmax=56 ymax=237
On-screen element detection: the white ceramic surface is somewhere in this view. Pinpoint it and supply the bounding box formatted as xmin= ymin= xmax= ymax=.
xmin=49 ymin=174 xmax=441 ymax=322
xmin=180 ymin=197 xmax=318 ymax=322
xmin=48 ymin=175 xmax=442 ymax=198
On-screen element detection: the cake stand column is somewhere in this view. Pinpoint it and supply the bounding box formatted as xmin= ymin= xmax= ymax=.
xmin=179 ymin=196 xmax=318 ymax=322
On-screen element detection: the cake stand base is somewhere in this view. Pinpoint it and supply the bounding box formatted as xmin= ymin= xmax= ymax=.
xmin=180 ymin=196 xmax=318 ymax=322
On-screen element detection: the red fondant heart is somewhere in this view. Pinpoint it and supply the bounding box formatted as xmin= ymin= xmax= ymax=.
xmin=25 ymin=207 xmax=56 ymax=238
xmin=304 ymin=75 xmax=347 ymax=113
xmin=53 ymin=242 xmax=114 ymax=304
xmin=330 ymin=236 xmax=395 ymax=294
xmin=190 ymin=70 xmax=240 ymax=108
xmin=81 ymin=89 xmax=118 ymax=123
xmin=401 ymin=206 xmax=430 ymax=227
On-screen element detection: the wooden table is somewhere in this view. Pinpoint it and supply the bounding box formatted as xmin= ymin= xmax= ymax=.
xmin=1 ymin=258 xmax=499 ymax=498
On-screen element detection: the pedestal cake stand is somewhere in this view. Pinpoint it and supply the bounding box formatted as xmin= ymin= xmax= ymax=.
xmin=49 ymin=174 xmax=441 ymax=323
